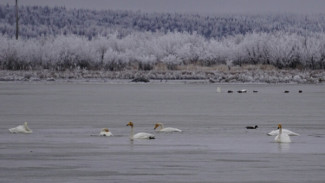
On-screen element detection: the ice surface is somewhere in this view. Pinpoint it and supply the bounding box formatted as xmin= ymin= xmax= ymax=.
xmin=0 ymin=82 xmax=325 ymax=183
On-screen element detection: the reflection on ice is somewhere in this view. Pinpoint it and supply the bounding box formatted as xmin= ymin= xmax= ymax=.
xmin=277 ymin=143 xmax=290 ymax=153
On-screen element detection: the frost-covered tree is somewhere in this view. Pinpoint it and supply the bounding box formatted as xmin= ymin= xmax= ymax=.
xmin=1 ymin=4 xmax=325 ymax=39
xmin=1 ymin=31 xmax=325 ymax=71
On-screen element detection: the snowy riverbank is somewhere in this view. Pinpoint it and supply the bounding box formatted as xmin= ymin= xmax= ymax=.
xmin=1 ymin=67 xmax=324 ymax=84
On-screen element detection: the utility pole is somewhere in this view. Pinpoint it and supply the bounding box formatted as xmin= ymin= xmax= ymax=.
xmin=15 ymin=0 xmax=19 ymax=40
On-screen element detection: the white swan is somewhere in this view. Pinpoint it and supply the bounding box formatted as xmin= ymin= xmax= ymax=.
xmin=126 ymin=122 xmax=155 ymax=140
xmin=9 ymin=122 xmax=33 ymax=134
xmin=154 ymin=123 xmax=182 ymax=132
xmin=267 ymin=128 xmax=299 ymax=136
xmin=99 ymin=128 xmax=113 ymax=136
xmin=274 ymin=124 xmax=291 ymax=143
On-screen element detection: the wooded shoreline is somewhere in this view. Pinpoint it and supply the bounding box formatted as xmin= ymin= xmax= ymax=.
xmin=1 ymin=66 xmax=324 ymax=84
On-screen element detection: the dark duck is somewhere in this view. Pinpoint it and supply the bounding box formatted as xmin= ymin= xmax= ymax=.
xmin=246 ymin=125 xmax=258 ymax=129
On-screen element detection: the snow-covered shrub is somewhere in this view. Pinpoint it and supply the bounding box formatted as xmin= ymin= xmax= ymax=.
xmin=1 ymin=30 xmax=325 ymax=71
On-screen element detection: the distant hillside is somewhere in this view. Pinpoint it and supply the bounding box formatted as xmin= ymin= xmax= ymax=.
xmin=1 ymin=4 xmax=325 ymax=39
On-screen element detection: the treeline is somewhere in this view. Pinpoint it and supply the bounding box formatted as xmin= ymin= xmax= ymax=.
xmin=1 ymin=4 xmax=325 ymax=71
xmin=1 ymin=4 xmax=325 ymax=39
xmin=1 ymin=31 xmax=324 ymax=71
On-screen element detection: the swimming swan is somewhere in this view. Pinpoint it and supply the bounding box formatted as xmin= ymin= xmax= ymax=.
xmin=99 ymin=128 xmax=113 ymax=136
xmin=267 ymin=128 xmax=299 ymax=136
xmin=126 ymin=122 xmax=155 ymax=140
xmin=274 ymin=124 xmax=291 ymax=143
xmin=9 ymin=122 xmax=32 ymax=134
xmin=154 ymin=123 xmax=182 ymax=132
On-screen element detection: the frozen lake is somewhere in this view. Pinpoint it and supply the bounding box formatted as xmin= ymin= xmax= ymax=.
xmin=1 ymin=81 xmax=325 ymax=183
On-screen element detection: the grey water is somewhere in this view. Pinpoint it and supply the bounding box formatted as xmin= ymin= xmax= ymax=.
xmin=0 ymin=81 xmax=325 ymax=183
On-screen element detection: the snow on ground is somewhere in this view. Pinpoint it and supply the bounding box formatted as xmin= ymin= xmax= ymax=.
xmin=0 ymin=67 xmax=324 ymax=84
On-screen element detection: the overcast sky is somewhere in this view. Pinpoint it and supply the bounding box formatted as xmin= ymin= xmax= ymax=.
xmin=1 ymin=0 xmax=325 ymax=14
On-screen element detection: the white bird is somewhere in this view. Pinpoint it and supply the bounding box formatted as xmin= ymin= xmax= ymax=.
xmin=9 ymin=122 xmax=33 ymax=134
xmin=274 ymin=124 xmax=291 ymax=143
xmin=154 ymin=123 xmax=182 ymax=132
xmin=99 ymin=128 xmax=113 ymax=136
xmin=126 ymin=122 xmax=155 ymax=140
xmin=216 ymin=87 xmax=221 ymax=93
xmin=267 ymin=128 xmax=300 ymax=136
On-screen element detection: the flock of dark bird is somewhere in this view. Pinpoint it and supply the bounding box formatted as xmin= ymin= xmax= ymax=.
xmin=225 ymin=89 xmax=302 ymax=93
